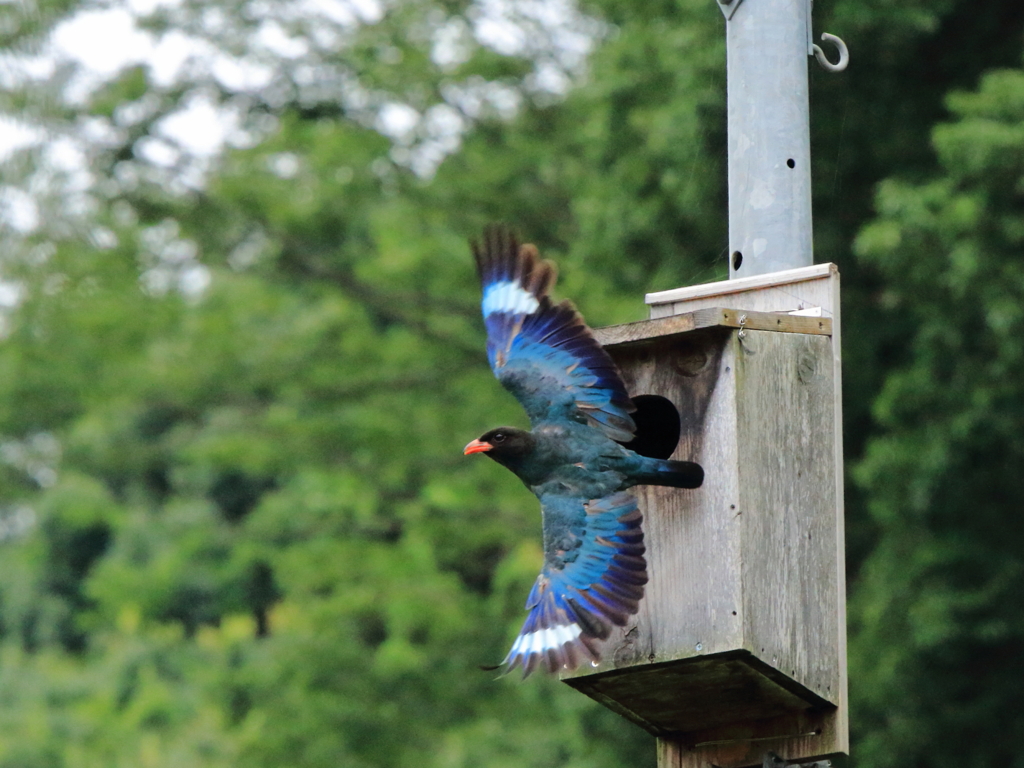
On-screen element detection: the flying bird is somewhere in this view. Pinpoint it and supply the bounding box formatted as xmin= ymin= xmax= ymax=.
xmin=464 ymin=225 xmax=703 ymax=678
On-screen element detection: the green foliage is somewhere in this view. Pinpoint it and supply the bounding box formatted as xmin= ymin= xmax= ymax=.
xmin=850 ymin=68 xmax=1024 ymax=768
xmin=1 ymin=0 xmax=1024 ymax=766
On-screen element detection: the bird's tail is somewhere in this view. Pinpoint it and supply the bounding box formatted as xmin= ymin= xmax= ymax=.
xmin=632 ymin=458 xmax=704 ymax=489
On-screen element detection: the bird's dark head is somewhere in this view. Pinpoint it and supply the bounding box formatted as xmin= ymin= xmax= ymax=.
xmin=463 ymin=427 xmax=535 ymax=470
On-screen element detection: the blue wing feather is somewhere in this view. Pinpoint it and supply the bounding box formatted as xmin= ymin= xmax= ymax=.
xmin=501 ymin=491 xmax=647 ymax=677
xmin=472 ymin=226 xmax=636 ymax=442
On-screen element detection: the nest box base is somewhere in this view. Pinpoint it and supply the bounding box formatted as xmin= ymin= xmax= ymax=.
xmin=566 ymin=650 xmax=833 ymax=738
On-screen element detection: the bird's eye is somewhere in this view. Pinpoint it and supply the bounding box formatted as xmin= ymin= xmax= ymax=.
xmin=492 ymin=433 xmax=506 ymax=443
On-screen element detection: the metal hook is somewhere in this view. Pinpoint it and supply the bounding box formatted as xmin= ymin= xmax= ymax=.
xmin=812 ymin=32 xmax=849 ymax=72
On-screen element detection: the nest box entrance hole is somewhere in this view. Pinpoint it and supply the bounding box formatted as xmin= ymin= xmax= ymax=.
xmin=622 ymin=395 xmax=681 ymax=460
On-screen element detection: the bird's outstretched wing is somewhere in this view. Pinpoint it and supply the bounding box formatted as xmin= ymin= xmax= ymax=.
xmin=502 ymin=490 xmax=647 ymax=677
xmin=472 ymin=225 xmax=636 ymax=442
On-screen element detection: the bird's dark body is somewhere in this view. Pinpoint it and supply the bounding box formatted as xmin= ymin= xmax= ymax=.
xmin=464 ymin=226 xmax=703 ymax=677
xmin=479 ymin=421 xmax=701 ymax=574
xmin=485 ymin=422 xmax=627 ymax=491
xmin=483 ymin=422 xmax=703 ymax=499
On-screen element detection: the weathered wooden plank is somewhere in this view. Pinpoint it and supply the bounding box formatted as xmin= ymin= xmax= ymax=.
xmin=561 ymin=329 xmax=742 ymax=682
xmin=646 ymin=266 xmax=838 ymax=348
xmin=592 ymin=307 xmax=832 ymax=348
xmin=624 ymin=330 xmax=742 ymax=666
xmin=645 ymin=263 xmax=836 ymax=308
xmin=734 ymin=331 xmax=840 ymax=705
xmin=657 ymin=706 xmax=842 ymax=768
xmin=566 ymin=651 xmax=829 ymax=737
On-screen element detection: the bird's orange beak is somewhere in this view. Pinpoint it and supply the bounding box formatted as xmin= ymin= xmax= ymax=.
xmin=463 ymin=439 xmax=493 ymax=455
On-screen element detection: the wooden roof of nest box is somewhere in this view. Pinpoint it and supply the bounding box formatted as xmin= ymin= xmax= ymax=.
xmin=564 ymin=264 xmax=848 ymax=768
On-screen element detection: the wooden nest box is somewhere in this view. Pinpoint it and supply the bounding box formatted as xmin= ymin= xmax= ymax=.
xmin=565 ymin=265 xmax=848 ymax=768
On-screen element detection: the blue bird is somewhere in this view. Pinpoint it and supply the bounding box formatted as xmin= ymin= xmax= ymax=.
xmin=464 ymin=226 xmax=703 ymax=677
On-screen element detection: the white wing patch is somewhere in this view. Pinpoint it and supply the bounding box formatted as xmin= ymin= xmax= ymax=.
xmin=509 ymin=623 xmax=583 ymax=657
xmin=482 ymin=280 xmax=540 ymax=317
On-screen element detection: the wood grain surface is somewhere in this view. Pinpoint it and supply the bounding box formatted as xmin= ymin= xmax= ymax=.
xmin=567 ymin=265 xmax=847 ymax=767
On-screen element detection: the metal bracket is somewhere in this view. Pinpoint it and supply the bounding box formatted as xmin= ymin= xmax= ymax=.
xmin=716 ymin=0 xmax=744 ymax=20
xmin=719 ymin=0 xmax=847 ymax=72
xmin=763 ymin=752 xmax=832 ymax=768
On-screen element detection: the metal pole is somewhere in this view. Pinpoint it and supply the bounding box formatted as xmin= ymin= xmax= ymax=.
xmin=722 ymin=0 xmax=814 ymax=278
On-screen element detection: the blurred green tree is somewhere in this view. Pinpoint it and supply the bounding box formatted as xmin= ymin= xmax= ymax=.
xmin=851 ymin=68 xmax=1024 ymax=768
xmin=0 ymin=0 xmax=1023 ymax=767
